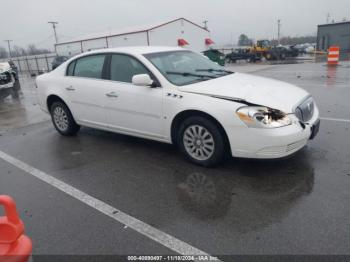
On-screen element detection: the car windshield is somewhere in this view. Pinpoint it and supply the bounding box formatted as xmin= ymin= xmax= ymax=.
xmin=144 ymin=50 xmax=233 ymax=86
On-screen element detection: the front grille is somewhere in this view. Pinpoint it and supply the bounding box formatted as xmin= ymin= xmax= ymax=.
xmin=0 ymin=72 xmax=12 ymax=85
xmin=295 ymin=96 xmax=314 ymax=122
xmin=257 ymin=139 xmax=307 ymax=157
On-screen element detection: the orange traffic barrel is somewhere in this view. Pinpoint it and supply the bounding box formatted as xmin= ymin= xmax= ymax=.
xmin=0 ymin=195 xmax=32 ymax=262
xmin=327 ymin=46 xmax=340 ymax=65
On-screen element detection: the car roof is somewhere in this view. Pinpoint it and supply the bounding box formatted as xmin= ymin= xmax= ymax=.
xmin=79 ymin=46 xmax=186 ymax=56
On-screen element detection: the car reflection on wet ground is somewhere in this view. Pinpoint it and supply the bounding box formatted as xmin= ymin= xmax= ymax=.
xmin=0 ymin=60 xmax=349 ymax=257
xmin=176 ymin=155 xmax=314 ymax=225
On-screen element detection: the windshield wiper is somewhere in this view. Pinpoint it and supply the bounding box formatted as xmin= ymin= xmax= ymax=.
xmin=196 ymin=69 xmax=233 ymax=74
xmin=165 ymin=71 xmax=217 ymax=79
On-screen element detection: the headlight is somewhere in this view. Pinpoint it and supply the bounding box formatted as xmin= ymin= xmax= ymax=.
xmin=0 ymin=73 xmax=7 ymax=80
xmin=236 ymin=106 xmax=292 ymax=128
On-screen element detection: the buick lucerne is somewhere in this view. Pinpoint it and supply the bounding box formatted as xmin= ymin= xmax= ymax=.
xmin=36 ymin=47 xmax=320 ymax=167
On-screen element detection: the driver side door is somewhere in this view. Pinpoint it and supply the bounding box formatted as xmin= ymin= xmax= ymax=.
xmin=103 ymin=53 xmax=165 ymax=139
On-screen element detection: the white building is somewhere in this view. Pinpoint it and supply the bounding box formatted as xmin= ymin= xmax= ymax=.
xmin=56 ymin=18 xmax=214 ymax=56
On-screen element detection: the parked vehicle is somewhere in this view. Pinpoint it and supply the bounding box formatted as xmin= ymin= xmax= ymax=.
xmin=36 ymin=47 xmax=320 ymax=167
xmin=226 ymin=49 xmax=260 ymax=63
xmin=294 ymin=43 xmax=316 ymax=55
xmin=202 ymin=49 xmax=226 ymax=66
xmin=52 ymin=56 xmax=69 ymax=70
xmin=8 ymin=60 xmax=19 ymax=80
xmin=246 ymin=40 xmax=299 ymax=61
xmin=0 ymin=62 xmax=17 ymax=90
xmin=0 ymin=61 xmax=20 ymax=99
xmin=281 ymin=45 xmax=299 ymax=58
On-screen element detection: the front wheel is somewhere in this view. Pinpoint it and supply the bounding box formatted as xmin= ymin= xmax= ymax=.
xmin=178 ymin=116 xmax=226 ymax=167
xmin=50 ymin=101 xmax=80 ymax=136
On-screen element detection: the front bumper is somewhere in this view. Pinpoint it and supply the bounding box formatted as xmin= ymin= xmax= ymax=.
xmin=227 ymin=108 xmax=320 ymax=159
xmin=0 ymin=82 xmax=14 ymax=90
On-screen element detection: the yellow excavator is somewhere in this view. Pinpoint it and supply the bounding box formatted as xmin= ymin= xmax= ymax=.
xmin=248 ymin=40 xmax=286 ymax=61
xmin=226 ymin=40 xmax=299 ymax=63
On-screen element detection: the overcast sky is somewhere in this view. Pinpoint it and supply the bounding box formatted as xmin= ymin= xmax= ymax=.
xmin=1 ymin=0 xmax=349 ymax=51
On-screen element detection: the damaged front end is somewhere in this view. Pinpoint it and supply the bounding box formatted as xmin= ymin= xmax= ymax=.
xmin=193 ymin=93 xmax=293 ymax=129
xmin=0 ymin=62 xmax=15 ymax=90
xmin=236 ymin=106 xmax=292 ymax=129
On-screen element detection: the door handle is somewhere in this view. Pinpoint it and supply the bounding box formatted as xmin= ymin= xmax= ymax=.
xmin=65 ymin=86 xmax=75 ymax=91
xmin=106 ymin=92 xmax=119 ymax=98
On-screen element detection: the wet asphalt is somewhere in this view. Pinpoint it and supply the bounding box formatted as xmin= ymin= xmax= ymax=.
xmin=0 ymin=61 xmax=349 ymax=259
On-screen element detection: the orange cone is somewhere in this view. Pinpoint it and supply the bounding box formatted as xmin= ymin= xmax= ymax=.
xmin=327 ymin=46 xmax=340 ymax=66
xmin=0 ymin=195 xmax=32 ymax=262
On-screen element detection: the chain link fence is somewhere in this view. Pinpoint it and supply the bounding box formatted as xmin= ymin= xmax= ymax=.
xmin=0 ymin=53 xmax=57 ymax=75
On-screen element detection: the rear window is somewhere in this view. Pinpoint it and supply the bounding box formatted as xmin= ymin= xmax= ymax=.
xmin=66 ymin=61 xmax=76 ymax=76
xmin=73 ymin=55 xmax=106 ymax=79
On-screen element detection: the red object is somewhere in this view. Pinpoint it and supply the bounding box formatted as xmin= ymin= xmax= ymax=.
xmin=0 ymin=195 xmax=32 ymax=262
xmin=178 ymin=38 xmax=189 ymax=46
xmin=327 ymin=46 xmax=340 ymax=66
xmin=205 ymin=38 xmax=215 ymax=45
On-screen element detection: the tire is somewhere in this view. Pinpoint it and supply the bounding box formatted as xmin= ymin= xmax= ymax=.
xmin=50 ymin=101 xmax=80 ymax=136
xmin=177 ymin=116 xmax=226 ymax=167
xmin=12 ymin=78 xmax=21 ymax=91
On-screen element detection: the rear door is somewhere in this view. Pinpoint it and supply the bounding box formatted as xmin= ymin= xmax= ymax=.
xmin=64 ymin=54 xmax=110 ymax=127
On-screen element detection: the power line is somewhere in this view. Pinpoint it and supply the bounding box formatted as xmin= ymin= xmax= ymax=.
xmin=34 ymin=34 xmax=55 ymax=47
xmin=4 ymin=40 xmax=13 ymax=58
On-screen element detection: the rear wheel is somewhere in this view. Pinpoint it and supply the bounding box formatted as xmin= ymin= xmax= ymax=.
xmin=50 ymin=101 xmax=80 ymax=136
xmin=178 ymin=116 xmax=226 ymax=167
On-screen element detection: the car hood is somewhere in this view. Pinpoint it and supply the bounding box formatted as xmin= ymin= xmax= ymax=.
xmin=178 ymin=72 xmax=309 ymax=113
xmin=0 ymin=62 xmax=11 ymax=74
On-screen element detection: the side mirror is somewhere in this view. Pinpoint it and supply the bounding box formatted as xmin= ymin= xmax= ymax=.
xmin=132 ymin=74 xmax=154 ymax=87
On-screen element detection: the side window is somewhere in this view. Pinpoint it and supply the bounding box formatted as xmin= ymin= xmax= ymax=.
xmin=74 ymin=55 xmax=106 ymax=79
xmin=66 ymin=61 xmax=76 ymax=76
xmin=110 ymin=54 xmax=150 ymax=83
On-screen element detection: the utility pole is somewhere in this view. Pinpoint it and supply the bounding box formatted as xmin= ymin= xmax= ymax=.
xmin=48 ymin=21 xmax=59 ymax=44
xmin=202 ymin=20 xmax=208 ymax=30
xmin=277 ymin=19 xmax=281 ymax=45
xmin=4 ymin=40 xmax=13 ymax=58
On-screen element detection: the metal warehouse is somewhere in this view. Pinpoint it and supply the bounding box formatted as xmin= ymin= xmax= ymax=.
xmin=55 ymin=18 xmax=214 ymax=56
xmin=317 ymin=21 xmax=350 ymax=52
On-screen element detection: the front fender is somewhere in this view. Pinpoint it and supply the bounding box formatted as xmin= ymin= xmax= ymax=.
xmin=163 ymin=91 xmax=246 ymax=141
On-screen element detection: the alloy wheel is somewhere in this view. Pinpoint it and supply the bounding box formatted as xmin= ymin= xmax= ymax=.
xmin=53 ymin=106 xmax=69 ymax=131
xmin=183 ymin=125 xmax=215 ymax=161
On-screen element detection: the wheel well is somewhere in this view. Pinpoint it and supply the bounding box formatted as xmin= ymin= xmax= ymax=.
xmin=47 ymin=95 xmax=66 ymax=112
xmin=171 ymin=110 xmax=231 ymax=154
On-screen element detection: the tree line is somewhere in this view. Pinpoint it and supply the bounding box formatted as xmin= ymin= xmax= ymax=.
xmin=0 ymin=44 xmax=51 ymax=59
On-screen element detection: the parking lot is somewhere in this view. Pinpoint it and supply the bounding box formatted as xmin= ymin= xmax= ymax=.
xmin=1 ymin=60 xmax=350 ymax=260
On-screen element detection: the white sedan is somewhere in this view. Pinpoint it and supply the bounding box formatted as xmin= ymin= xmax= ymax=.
xmin=36 ymin=46 xmax=320 ymax=167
